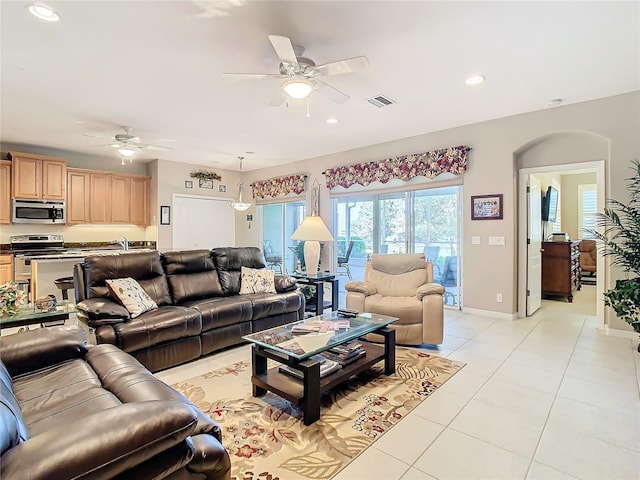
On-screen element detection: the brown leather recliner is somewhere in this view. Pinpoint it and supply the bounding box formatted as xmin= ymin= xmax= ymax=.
xmin=579 ymin=239 xmax=597 ymax=275
xmin=0 ymin=326 xmax=231 ymax=480
xmin=345 ymin=253 xmax=445 ymax=345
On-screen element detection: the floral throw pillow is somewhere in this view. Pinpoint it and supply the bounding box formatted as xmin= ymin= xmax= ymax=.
xmin=239 ymin=267 xmax=277 ymax=294
xmin=106 ymin=277 xmax=158 ymax=318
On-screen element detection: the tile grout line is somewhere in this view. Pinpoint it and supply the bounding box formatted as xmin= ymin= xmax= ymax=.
xmin=522 ymin=314 xmax=588 ymax=479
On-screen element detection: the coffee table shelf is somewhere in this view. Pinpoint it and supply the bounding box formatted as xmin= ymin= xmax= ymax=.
xmin=251 ymin=342 xmax=386 ymax=404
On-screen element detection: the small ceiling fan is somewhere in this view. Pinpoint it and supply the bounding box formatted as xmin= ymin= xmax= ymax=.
xmin=93 ymin=126 xmax=171 ymax=160
xmin=223 ymin=35 xmax=369 ymax=106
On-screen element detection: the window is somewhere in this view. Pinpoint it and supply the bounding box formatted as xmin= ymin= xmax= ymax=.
xmin=579 ymin=184 xmax=597 ymax=238
xmin=333 ymin=185 xmax=461 ymax=308
xmin=261 ymin=201 xmax=306 ymax=274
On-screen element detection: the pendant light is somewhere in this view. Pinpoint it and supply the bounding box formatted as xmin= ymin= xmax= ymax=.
xmin=230 ymin=156 xmax=252 ymax=211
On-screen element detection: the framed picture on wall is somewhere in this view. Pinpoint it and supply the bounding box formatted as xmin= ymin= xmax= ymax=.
xmin=198 ymin=178 xmax=213 ymax=189
xmin=160 ymin=205 xmax=171 ymax=225
xmin=471 ymin=194 xmax=503 ymax=220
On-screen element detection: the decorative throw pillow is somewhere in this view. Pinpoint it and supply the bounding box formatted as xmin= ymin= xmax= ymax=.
xmin=106 ymin=277 xmax=158 ymax=318
xmin=239 ymin=266 xmax=277 ymax=294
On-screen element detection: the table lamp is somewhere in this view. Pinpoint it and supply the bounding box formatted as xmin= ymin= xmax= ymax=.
xmin=290 ymin=215 xmax=334 ymax=275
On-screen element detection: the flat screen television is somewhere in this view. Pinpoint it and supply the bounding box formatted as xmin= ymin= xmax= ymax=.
xmin=542 ymin=186 xmax=559 ymax=222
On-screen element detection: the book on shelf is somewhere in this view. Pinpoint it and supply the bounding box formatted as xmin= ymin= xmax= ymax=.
xmin=321 ymin=348 xmax=366 ymax=366
xmin=328 ymin=341 xmax=363 ymax=356
xmin=278 ymin=358 xmax=341 ymax=379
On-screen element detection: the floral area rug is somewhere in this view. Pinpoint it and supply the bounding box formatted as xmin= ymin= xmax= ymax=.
xmin=173 ymin=347 xmax=465 ymax=480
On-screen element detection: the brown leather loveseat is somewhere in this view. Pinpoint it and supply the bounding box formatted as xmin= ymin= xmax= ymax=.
xmin=0 ymin=326 xmax=231 ymax=480
xmin=74 ymin=247 xmax=305 ymax=372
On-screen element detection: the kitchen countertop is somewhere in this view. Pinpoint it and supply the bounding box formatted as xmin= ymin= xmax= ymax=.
xmin=27 ymin=248 xmax=154 ymax=260
xmin=0 ymin=241 xmax=156 ymax=256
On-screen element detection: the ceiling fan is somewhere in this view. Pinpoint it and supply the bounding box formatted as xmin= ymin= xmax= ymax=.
xmin=223 ymin=35 xmax=369 ymax=106
xmin=93 ymin=126 xmax=171 ymax=161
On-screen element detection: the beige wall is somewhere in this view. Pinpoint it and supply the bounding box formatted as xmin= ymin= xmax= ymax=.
xmin=237 ymin=91 xmax=640 ymax=331
xmin=151 ymin=159 xmax=242 ymax=250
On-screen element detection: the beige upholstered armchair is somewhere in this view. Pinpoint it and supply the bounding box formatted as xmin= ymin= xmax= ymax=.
xmin=345 ymin=253 xmax=445 ymax=345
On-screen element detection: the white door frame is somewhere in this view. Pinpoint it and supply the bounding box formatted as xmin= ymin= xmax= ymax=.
xmin=517 ymin=160 xmax=606 ymax=329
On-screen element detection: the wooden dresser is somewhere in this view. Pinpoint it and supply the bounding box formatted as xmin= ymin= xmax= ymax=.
xmin=541 ymin=241 xmax=581 ymax=302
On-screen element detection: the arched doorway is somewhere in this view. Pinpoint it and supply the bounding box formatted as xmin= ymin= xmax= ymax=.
xmin=514 ymin=131 xmax=609 ymax=329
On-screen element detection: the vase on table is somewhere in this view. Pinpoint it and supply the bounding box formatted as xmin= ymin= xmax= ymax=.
xmin=0 ymin=282 xmax=27 ymax=316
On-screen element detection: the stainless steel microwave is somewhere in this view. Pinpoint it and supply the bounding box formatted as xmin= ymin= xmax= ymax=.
xmin=12 ymin=199 xmax=66 ymax=224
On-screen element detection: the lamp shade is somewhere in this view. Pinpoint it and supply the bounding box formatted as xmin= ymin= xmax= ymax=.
xmin=290 ymin=215 xmax=334 ymax=275
xmin=291 ymin=215 xmax=334 ymax=242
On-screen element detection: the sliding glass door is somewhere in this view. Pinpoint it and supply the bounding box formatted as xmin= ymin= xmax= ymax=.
xmin=334 ymin=185 xmax=461 ymax=307
xmin=261 ymin=201 xmax=306 ymax=274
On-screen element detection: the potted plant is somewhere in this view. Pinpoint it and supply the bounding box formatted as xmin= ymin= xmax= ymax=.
xmin=588 ymin=159 xmax=640 ymax=351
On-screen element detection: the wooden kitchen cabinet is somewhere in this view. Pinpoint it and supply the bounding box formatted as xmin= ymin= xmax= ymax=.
xmin=0 ymin=161 xmax=10 ymax=224
xmin=9 ymin=152 xmax=66 ymax=200
xmin=0 ymin=254 xmax=13 ymax=283
xmin=541 ymin=241 xmax=581 ymax=302
xmin=130 ymin=176 xmax=150 ymax=226
xmin=67 ymin=170 xmax=90 ymax=224
xmin=110 ymin=175 xmax=131 ymax=224
xmin=89 ymin=173 xmax=111 ymax=224
xmin=67 ymin=168 xmax=150 ymax=225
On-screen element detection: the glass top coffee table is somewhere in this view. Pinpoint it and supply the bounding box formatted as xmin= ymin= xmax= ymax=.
xmin=243 ymin=311 xmax=398 ymax=425
xmin=0 ymin=303 xmax=75 ymax=330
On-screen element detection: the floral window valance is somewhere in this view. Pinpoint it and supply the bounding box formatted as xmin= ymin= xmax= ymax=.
xmin=323 ymin=145 xmax=471 ymax=189
xmin=251 ymin=173 xmax=307 ymax=199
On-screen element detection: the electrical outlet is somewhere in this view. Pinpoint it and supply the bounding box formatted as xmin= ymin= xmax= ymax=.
xmin=496 ymin=293 xmax=503 ymax=303
xmin=472 ymin=236 xmax=481 ymax=245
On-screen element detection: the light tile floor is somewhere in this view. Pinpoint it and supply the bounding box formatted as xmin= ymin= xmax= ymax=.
xmin=156 ymin=284 xmax=640 ymax=480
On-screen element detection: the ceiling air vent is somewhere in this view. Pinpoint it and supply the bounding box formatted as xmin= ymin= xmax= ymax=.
xmin=366 ymin=94 xmax=396 ymax=108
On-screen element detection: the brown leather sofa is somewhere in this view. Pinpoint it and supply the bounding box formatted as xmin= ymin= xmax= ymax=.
xmin=0 ymin=325 xmax=231 ymax=480
xmin=74 ymin=247 xmax=304 ymax=372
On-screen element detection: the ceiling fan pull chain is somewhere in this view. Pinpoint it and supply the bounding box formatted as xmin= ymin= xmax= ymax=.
xmin=306 ymin=98 xmax=311 ymax=118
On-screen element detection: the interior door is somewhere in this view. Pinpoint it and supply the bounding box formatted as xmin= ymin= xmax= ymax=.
xmin=527 ymin=175 xmax=542 ymax=315
xmin=173 ymin=195 xmax=235 ymax=249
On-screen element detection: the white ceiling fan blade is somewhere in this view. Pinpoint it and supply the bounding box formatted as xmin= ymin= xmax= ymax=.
xmin=268 ymin=35 xmax=299 ymax=67
xmin=223 ymin=73 xmax=284 ymax=80
xmin=145 ymin=144 xmax=172 ymax=152
xmin=307 ymin=56 xmax=369 ymax=77
xmin=267 ymin=89 xmax=288 ymax=107
xmin=316 ymin=79 xmax=350 ymax=104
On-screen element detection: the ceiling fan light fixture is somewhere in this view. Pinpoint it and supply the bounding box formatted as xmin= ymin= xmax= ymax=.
xmin=283 ymin=77 xmax=313 ymax=99
xmin=117 ymin=147 xmax=137 ymax=158
xmin=28 ymin=3 xmax=59 ymax=22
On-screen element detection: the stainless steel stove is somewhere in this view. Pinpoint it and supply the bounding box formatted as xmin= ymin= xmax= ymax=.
xmin=10 ymin=234 xmax=65 ymax=285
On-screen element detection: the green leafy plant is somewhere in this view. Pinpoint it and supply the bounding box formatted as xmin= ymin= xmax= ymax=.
xmin=587 ymin=159 xmax=640 ymax=333
xmin=0 ymin=282 xmax=27 ymax=316
xmin=190 ymin=169 xmax=222 ymax=181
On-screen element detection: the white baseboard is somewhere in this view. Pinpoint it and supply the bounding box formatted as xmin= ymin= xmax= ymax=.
xmin=461 ymin=307 xmax=518 ymax=321
xmin=605 ymin=326 xmax=640 ymax=340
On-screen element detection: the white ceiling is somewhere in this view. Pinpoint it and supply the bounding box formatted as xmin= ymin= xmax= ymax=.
xmin=1 ymin=1 xmax=638 ymax=171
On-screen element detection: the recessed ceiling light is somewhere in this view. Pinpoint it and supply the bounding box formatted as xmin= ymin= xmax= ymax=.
xmin=326 ymin=117 xmax=339 ymax=124
xmin=547 ymin=98 xmax=563 ymax=107
xmin=28 ymin=3 xmax=60 ymax=22
xmin=465 ymin=74 xmax=485 ymax=85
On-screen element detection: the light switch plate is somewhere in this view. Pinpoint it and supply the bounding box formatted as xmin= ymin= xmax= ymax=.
xmin=472 ymin=236 xmax=481 ymax=245
xmin=488 ymin=236 xmax=506 ymax=246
